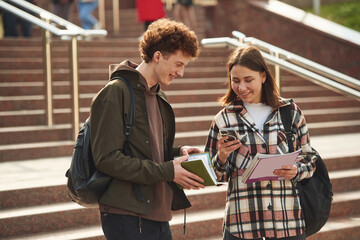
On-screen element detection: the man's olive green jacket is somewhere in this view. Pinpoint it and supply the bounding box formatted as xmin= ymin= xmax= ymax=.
xmin=90 ymin=61 xmax=191 ymax=215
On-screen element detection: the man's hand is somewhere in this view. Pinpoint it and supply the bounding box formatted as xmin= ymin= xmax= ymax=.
xmin=173 ymin=155 xmax=205 ymax=190
xmin=180 ymin=145 xmax=202 ymax=156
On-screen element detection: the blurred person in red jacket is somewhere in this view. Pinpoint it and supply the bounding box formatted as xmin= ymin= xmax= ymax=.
xmin=136 ymin=0 xmax=165 ymax=31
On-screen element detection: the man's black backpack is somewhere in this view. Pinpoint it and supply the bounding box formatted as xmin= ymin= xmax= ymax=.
xmin=280 ymin=103 xmax=333 ymax=237
xmin=65 ymin=76 xmax=135 ymax=207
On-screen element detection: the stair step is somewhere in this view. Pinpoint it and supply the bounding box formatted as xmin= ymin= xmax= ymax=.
xmin=330 ymin=169 xmax=360 ymax=193
xmin=0 ymin=45 xmax=228 ymax=59
xmin=0 ymin=68 xmax=227 ymax=83
xmin=0 ymin=185 xmax=69 ymax=209
xmin=0 ymin=206 xmax=224 ymax=239
xmin=2 ymin=225 xmax=104 ymax=240
xmin=307 ymin=120 xmax=360 ymax=135
xmin=0 ymin=141 xmax=73 ymax=162
xmin=0 ymin=157 xmax=70 ymax=192
xmin=0 ymin=128 xmax=359 ymax=164
xmin=0 ymin=202 xmax=100 ymax=238
xmin=0 ymin=202 xmax=82 ymax=220
xmin=1 ymin=197 xmax=359 ymax=239
xmin=4 ymin=214 xmax=359 ymax=240
xmin=325 ymin=155 xmax=360 ymax=171
xmin=0 ymin=78 xmax=347 ymax=98
xmin=330 ymin=190 xmax=360 ymax=218
xmin=0 ymin=56 xmax=229 ymax=70
xmin=308 ymin=119 xmax=360 ymax=128
xmin=0 ymin=124 xmax=71 ymax=145
xmin=311 ymin=133 xmax=360 ymax=159
xmin=0 ymin=118 xmax=359 ymax=145
xmin=1 ymin=165 xmax=359 ymax=210
xmin=307 ymin=214 xmax=360 ymax=240
xmin=1 ymin=149 xmax=359 ymax=207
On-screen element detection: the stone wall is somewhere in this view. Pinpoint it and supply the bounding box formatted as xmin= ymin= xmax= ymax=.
xmin=207 ymin=0 xmax=360 ymax=79
xmin=279 ymin=0 xmax=353 ymax=9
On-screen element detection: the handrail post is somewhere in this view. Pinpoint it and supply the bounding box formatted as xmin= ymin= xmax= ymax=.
xmin=42 ymin=17 xmax=53 ymax=126
xmin=69 ymin=36 xmax=80 ymax=140
xmin=98 ymin=0 xmax=105 ymax=29
xmin=113 ymin=0 xmax=120 ymax=34
xmin=313 ymin=0 xmax=321 ymax=15
xmin=165 ymin=0 xmax=173 ymax=11
xmin=274 ymin=52 xmax=281 ymax=92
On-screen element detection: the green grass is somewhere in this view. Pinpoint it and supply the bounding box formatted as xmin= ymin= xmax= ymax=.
xmin=305 ymin=1 xmax=360 ymax=31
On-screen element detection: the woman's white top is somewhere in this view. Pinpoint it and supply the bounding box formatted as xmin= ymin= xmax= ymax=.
xmin=243 ymin=102 xmax=272 ymax=133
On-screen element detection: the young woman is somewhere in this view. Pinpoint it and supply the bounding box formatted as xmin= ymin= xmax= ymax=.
xmin=205 ymin=45 xmax=317 ymax=240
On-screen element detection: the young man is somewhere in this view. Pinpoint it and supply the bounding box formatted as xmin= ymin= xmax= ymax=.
xmin=90 ymin=18 xmax=204 ymax=239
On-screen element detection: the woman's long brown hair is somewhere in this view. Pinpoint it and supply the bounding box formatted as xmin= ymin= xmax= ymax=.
xmin=218 ymin=45 xmax=280 ymax=107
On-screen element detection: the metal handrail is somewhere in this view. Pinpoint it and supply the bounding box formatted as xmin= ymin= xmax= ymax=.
xmin=232 ymin=31 xmax=360 ymax=92
xmin=98 ymin=0 xmax=120 ymax=33
xmin=112 ymin=0 xmax=120 ymax=34
xmin=0 ymin=0 xmax=108 ymax=139
xmin=201 ymin=32 xmax=360 ymax=100
xmin=2 ymin=0 xmax=107 ymax=38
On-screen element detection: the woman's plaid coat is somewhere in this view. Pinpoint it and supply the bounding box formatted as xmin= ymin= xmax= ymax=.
xmin=205 ymin=98 xmax=317 ymax=239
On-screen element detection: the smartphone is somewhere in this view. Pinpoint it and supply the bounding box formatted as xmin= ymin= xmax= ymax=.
xmin=220 ymin=128 xmax=247 ymax=144
xmin=220 ymin=128 xmax=239 ymax=142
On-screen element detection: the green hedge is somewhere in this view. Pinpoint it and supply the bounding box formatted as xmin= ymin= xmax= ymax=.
xmin=305 ymin=1 xmax=360 ymax=31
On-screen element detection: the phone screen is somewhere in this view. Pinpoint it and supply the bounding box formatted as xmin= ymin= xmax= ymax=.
xmin=220 ymin=129 xmax=238 ymax=142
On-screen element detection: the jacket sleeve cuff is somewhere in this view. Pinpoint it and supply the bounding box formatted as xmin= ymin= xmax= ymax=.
xmin=172 ymin=146 xmax=182 ymax=158
xmin=293 ymin=161 xmax=308 ymax=182
xmin=163 ymin=160 xmax=175 ymax=181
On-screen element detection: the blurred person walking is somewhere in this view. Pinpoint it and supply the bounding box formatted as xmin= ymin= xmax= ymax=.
xmin=1 ymin=0 xmax=35 ymax=37
xmin=51 ymin=0 xmax=74 ymax=21
xmin=77 ymin=0 xmax=100 ymax=29
xmin=174 ymin=0 xmax=196 ymax=31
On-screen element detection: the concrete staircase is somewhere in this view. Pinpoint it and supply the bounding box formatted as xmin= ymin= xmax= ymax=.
xmin=1 ymin=7 xmax=360 ymax=240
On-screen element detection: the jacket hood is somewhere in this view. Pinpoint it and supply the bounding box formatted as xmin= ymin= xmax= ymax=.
xmin=109 ymin=60 xmax=160 ymax=95
xmin=109 ymin=60 xmax=139 ymax=80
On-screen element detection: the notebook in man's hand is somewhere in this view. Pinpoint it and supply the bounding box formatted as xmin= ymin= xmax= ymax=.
xmin=241 ymin=149 xmax=302 ymax=184
xmin=176 ymin=152 xmax=219 ymax=189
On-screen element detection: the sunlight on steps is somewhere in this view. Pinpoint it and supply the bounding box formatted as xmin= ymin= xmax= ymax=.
xmin=1 ymin=4 xmax=359 ymax=237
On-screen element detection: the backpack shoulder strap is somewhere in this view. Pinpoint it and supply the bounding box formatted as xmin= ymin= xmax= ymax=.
xmin=279 ymin=101 xmax=294 ymax=153
xmin=109 ymin=76 xmax=144 ymax=202
xmin=110 ymin=76 xmax=135 ymax=141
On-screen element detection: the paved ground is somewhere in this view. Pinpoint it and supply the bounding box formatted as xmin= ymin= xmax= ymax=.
xmin=1 ymin=133 xmax=359 ymax=192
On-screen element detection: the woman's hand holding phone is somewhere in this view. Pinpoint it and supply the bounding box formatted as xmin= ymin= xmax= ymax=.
xmin=217 ymin=128 xmax=246 ymax=164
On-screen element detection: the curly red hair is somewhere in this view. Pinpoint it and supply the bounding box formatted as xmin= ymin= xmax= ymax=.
xmin=139 ymin=18 xmax=200 ymax=63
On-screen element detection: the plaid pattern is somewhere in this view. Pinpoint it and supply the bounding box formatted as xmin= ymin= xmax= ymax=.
xmin=205 ymin=98 xmax=317 ymax=239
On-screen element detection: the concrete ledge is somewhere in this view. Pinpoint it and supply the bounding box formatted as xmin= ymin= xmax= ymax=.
xmin=256 ymin=0 xmax=360 ymax=47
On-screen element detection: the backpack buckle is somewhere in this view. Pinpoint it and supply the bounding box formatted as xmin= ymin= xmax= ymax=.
xmin=286 ymin=132 xmax=295 ymax=141
xmin=125 ymin=125 xmax=132 ymax=136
